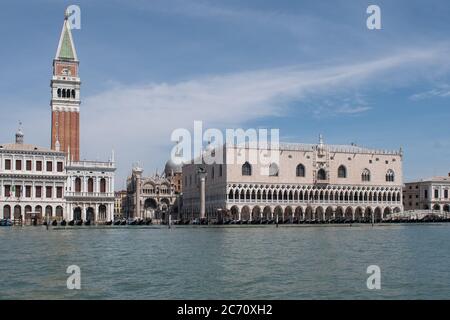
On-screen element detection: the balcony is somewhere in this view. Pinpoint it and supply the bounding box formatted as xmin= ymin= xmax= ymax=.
xmin=65 ymin=192 xmax=114 ymax=199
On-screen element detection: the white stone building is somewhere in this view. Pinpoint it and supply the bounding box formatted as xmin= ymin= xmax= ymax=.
xmin=403 ymin=175 xmax=450 ymax=212
xmin=0 ymin=129 xmax=66 ymax=224
xmin=182 ymin=136 xmax=404 ymax=222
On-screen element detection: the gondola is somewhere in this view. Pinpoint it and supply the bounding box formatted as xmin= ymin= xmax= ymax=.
xmin=105 ymin=221 xmax=113 ymax=225
xmin=138 ymin=220 xmax=145 ymax=225
xmin=114 ymin=220 xmax=121 ymax=225
xmin=75 ymin=220 xmax=83 ymax=226
xmin=51 ymin=220 xmax=58 ymax=226
xmin=145 ymin=220 xmax=152 ymax=225
xmin=129 ymin=220 xmax=138 ymax=225
xmin=120 ymin=220 xmax=127 ymax=225
xmin=68 ymin=220 xmax=74 ymax=226
xmin=84 ymin=220 xmax=91 ymax=226
xmin=60 ymin=220 xmax=67 ymax=226
xmin=0 ymin=219 xmax=13 ymax=227
xmin=43 ymin=221 xmax=48 ymax=226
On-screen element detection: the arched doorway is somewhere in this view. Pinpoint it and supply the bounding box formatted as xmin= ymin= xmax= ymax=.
xmin=144 ymin=198 xmax=158 ymax=219
xmin=230 ymin=206 xmax=239 ymax=220
xmin=73 ymin=207 xmax=82 ymax=221
xmin=25 ymin=205 xmax=32 ymax=223
xmin=252 ymin=206 xmax=261 ymax=221
xmin=355 ymin=207 xmax=363 ymax=222
xmin=98 ymin=205 xmax=107 ymax=221
xmin=315 ymin=207 xmax=324 ymax=221
xmin=335 ymin=207 xmax=344 ymax=220
xmin=305 ymin=206 xmax=313 ymax=221
xmin=14 ymin=205 xmax=22 ymax=220
xmin=45 ymin=206 xmax=53 ymax=219
xmin=56 ymin=206 xmax=63 ymax=221
xmin=364 ymin=207 xmax=373 ymax=222
xmin=284 ymin=206 xmax=293 ymax=223
xmin=294 ymin=207 xmax=303 ymax=221
xmin=241 ymin=206 xmax=250 ymax=221
xmin=274 ymin=206 xmax=283 ymax=221
xmin=3 ymin=205 xmax=11 ymax=219
xmin=345 ymin=207 xmax=353 ymax=221
xmin=374 ymin=207 xmax=382 ymax=221
xmin=325 ymin=207 xmax=333 ymax=221
xmin=383 ymin=207 xmax=392 ymax=219
xmin=86 ymin=207 xmax=95 ymax=222
xmin=262 ymin=206 xmax=272 ymax=220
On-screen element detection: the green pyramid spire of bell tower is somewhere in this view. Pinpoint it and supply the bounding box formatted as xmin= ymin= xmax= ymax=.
xmin=55 ymin=11 xmax=78 ymax=61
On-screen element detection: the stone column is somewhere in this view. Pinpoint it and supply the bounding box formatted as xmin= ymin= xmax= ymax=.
xmin=198 ymin=170 xmax=207 ymax=220
xmin=133 ymin=167 xmax=143 ymax=219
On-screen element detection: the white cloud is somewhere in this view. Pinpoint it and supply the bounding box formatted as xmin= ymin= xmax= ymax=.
xmin=410 ymin=84 xmax=450 ymax=100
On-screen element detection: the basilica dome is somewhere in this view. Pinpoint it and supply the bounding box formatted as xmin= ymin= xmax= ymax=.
xmin=164 ymin=159 xmax=183 ymax=176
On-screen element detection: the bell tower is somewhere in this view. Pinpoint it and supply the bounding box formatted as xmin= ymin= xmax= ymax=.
xmin=51 ymin=10 xmax=81 ymax=161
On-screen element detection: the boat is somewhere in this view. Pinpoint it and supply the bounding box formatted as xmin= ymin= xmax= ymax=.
xmin=104 ymin=221 xmax=113 ymax=225
xmin=113 ymin=220 xmax=121 ymax=225
xmin=51 ymin=220 xmax=58 ymax=226
xmin=68 ymin=220 xmax=74 ymax=226
xmin=120 ymin=220 xmax=127 ymax=225
xmin=75 ymin=220 xmax=83 ymax=226
xmin=84 ymin=220 xmax=91 ymax=226
xmin=0 ymin=219 xmax=13 ymax=227
xmin=145 ymin=220 xmax=152 ymax=225
xmin=61 ymin=220 xmax=67 ymax=226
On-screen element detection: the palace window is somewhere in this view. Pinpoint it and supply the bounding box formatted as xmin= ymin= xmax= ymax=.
xmin=338 ymin=165 xmax=347 ymax=178
xmin=36 ymin=161 xmax=42 ymax=171
xmin=46 ymin=186 xmax=52 ymax=198
xmin=26 ymin=160 xmax=32 ymax=171
xmin=88 ymin=178 xmax=94 ymax=193
xmin=15 ymin=186 xmax=21 ymax=198
xmin=386 ymin=169 xmax=395 ymax=182
xmin=100 ymin=178 xmax=106 ymax=193
xmin=25 ymin=186 xmax=31 ymax=198
xmin=296 ymin=164 xmax=305 ymax=177
xmin=4 ymin=185 xmax=11 ymax=197
xmin=361 ymin=169 xmax=371 ymax=182
xmin=46 ymin=161 xmax=53 ymax=172
xmin=317 ymin=169 xmax=327 ymax=180
xmin=35 ymin=186 xmax=42 ymax=198
xmin=57 ymin=162 xmax=64 ymax=172
xmin=435 ymin=189 xmax=439 ymax=199
xmin=242 ymin=162 xmax=252 ymax=176
xmin=445 ymin=190 xmax=448 ymax=199
xmin=4 ymin=159 xmax=11 ymax=170
xmin=16 ymin=160 xmax=22 ymax=171
xmin=75 ymin=178 xmax=81 ymax=192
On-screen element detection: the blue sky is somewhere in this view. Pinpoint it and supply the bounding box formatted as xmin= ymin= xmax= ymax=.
xmin=1 ymin=0 xmax=450 ymax=188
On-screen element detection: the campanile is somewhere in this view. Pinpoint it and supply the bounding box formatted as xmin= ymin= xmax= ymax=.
xmin=50 ymin=11 xmax=81 ymax=161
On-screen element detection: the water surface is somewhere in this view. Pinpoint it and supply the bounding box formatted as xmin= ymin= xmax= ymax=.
xmin=0 ymin=224 xmax=449 ymax=299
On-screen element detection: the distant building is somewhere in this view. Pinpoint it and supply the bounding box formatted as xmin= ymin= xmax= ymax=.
xmin=182 ymin=136 xmax=403 ymax=222
xmin=0 ymin=128 xmax=66 ymax=224
xmin=125 ymin=164 xmax=178 ymax=222
xmin=403 ymin=175 xmax=450 ymax=212
xmin=114 ymin=190 xmax=127 ymax=219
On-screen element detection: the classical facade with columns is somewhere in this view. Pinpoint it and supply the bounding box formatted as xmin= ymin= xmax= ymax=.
xmin=181 ymin=136 xmax=403 ymax=222
xmin=0 ymin=128 xmax=115 ymax=224
xmin=403 ymin=175 xmax=450 ymax=212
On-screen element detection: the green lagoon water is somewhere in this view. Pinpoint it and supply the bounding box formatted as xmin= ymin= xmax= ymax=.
xmin=0 ymin=224 xmax=449 ymax=299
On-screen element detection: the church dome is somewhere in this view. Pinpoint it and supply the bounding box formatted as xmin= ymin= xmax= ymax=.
xmin=164 ymin=159 xmax=183 ymax=176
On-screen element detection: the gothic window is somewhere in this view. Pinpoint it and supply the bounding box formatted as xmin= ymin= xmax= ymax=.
xmin=57 ymin=88 xmax=61 ymax=98
xmin=62 ymin=89 xmax=66 ymax=98
xmin=317 ymin=169 xmax=327 ymax=180
xmin=296 ymin=164 xmax=305 ymax=177
xmin=71 ymin=89 xmax=76 ymax=99
xmin=385 ymin=169 xmax=395 ymax=182
xmin=269 ymin=163 xmax=279 ymax=177
xmin=338 ymin=165 xmax=347 ymax=178
xmin=361 ymin=169 xmax=371 ymax=182
xmin=242 ymin=162 xmax=252 ymax=176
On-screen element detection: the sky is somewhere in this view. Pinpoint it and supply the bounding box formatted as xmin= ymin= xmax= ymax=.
xmin=1 ymin=0 xmax=450 ymax=189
